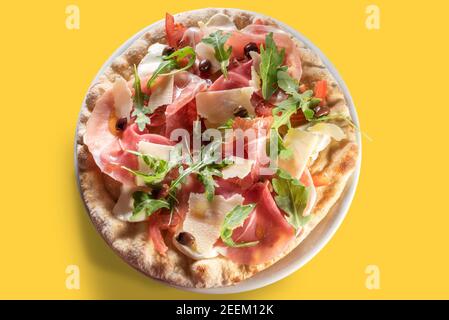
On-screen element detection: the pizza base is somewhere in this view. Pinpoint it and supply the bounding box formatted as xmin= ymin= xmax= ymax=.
xmin=75 ymin=8 xmax=359 ymax=288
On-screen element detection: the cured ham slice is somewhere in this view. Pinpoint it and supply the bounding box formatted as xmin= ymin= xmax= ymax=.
xmin=84 ymin=80 xmax=173 ymax=185
xmin=217 ymin=181 xmax=295 ymax=265
xmin=149 ymin=175 xmax=204 ymax=255
xmin=180 ymin=27 xmax=203 ymax=47
xmin=209 ymin=60 xmax=252 ymax=91
xmin=230 ymin=117 xmax=273 ymax=177
xmin=227 ymin=23 xmax=302 ymax=79
xmin=165 ymin=72 xmax=207 ymax=137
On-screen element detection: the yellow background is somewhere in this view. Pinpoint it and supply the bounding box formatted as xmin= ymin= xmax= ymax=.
xmin=0 ymin=0 xmax=448 ymax=299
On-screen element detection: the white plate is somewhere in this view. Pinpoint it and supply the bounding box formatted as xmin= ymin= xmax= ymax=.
xmin=75 ymin=8 xmax=362 ymax=295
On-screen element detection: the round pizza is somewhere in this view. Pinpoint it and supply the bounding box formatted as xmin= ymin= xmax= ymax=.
xmin=76 ymin=8 xmax=359 ymax=288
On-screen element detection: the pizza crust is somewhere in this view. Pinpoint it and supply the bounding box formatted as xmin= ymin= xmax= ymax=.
xmin=75 ymin=8 xmax=359 ymax=288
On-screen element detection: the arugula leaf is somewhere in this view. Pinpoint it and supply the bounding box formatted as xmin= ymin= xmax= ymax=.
xmin=198 ymin=157 xmax=233 ymax=201
xmin=201 ymin=31 xmax=232 ymax=78
xmin=131 ymin=191 xmax=170 ymax=222
xmin=147 ymin=46 xmax=196 ymax=87
xmin=272 ymin=169 xmax=311 ymax=231
xmin=259 ymin=33 xmax=285 ymax=100
xmin=197 ymin=166 xmax=222 ymax=202
xmin=220 ymin=204 xmax=259 ymax=248
xmin=272 ymin=97 xmax=299 ymax=130
xmin=277 ymin=69 xmax=300 ymax=98
xmin=167 ymin=141 xmax=231 ymax=202
xmin=122 ymin=151 xmax=171 ymax=186
xmin=131 ymin=65 xmax=152 ymax=131
xmin=276 ymin=70 xmax=323 ymax=122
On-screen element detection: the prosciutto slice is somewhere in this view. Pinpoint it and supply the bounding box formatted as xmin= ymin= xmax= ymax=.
xmin=165 ymin=72 xmax=207 ymax=137
xmin=149 ymin=175 xmax=204 ymax=255
xmin=217 ymin=181 xmax=295 ymax=265
xmin=84 ymin=85 xmax=173 ymax=185
xmin=227 ymin=23 xmax=302 ymax=79
xmin=230 ymin=116 xmax=273 ymax=177
xmin=209 ymin=60 xmax=252 ymax=91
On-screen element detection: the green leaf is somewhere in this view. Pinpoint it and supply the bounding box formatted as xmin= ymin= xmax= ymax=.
xmin=131 ymin=191 xmax=170 ymax=221
xmin=147 ymin=59 xmax=177 ymax=88
xmin=131 ymin=65 xmax=151 ymax=131
xmin=122 ymin=151 xmax=172 ymax=186
xmin=271 ymin=97 xmax=298 ymax=129
xmin=259 ymin=33 xmax=285 ymax=100
xmin=197 ymin=167 xmax=221 ymax=201
xmin=220 ymin=204 xmax=259 ymax=248
xmin=277 ymin=70 xmax=300 ymax=98
xmin=147 ymin=46 xmax=196 ymax=87
xmin=167 ymin=140 xmax=229 ymax=202
xmin=201 ymin=31 xmax=232 ymax=78
xmin=272 ymin=169 xmax=311 ymax=231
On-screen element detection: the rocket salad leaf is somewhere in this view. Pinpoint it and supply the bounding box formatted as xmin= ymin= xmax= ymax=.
xmin=131 ymin=65 xmax=152 ymax=131
xmin=272 ymin=169 xmax=311 ymax=231
xmin=259 ymin=33 xmax=285 ymax=100
xmin=220 ymin=204 xmax=259 ymax=248
xmin=147 ymin=46 xmax=196 ymax=87
xmin=131 ymin=191 xmax=170 ymax=221
xmin=201 ymin=31 xmax=232 ymax=78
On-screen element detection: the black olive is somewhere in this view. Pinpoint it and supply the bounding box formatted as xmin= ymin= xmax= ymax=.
xmin=244 ymin=42 xmax=259 ymax=59
xmin=233 ymin=106 xmax=249 ymax=118
xmin=115 ymin=117 xmax=127 ymax=131
xmin=162 ymin=46 xmax=175 ymax=56
xmin=176 ymin=232 xmax=195 ymax=247
xmin=313 ymin=105 xmax=330 ymax=118
xmin=199 ymin=59 xmax=212 ymax=73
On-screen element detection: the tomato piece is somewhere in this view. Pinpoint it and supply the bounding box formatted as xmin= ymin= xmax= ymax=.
xmin=314 ymin=80 xmax=327 ymax=106
xmin=165 ymin=13 xmax=186 ymax=48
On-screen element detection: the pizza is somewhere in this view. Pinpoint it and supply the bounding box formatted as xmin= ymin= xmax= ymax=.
xmin=76 ymin=8 xmax=359 ymax=288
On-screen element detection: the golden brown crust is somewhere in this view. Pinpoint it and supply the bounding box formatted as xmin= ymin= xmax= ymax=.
xmin=75 ymin=8 xmax=359 ymax=288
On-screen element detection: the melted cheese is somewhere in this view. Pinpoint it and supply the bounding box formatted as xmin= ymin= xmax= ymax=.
xmin=135 ymin=141 xmax=175 ymax=186
xmin=176 ymin=193 xmax=244 ymax=259
xmin=221 ymin=157 xmax=254 ymax=179
xmin=112 ymin=77 xmax=133 ymax=120
xmin=137 ymin=43 xmax=167 ymax=78
xmin=196 ymin=87 xmax=255 ymax=126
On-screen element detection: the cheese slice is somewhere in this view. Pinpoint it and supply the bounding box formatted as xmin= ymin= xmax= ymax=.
xmin=198 ymin=13 xmax=237 ymax=36
xmin=112 ymin=186 xmax=157 ymax=222
xmin=147 ymin=74 xmax=174 ymax=110
xmin=176 ymin=193 xmax=244 ymax=259
xmin=137 ymin=43 xmax=167 ymax=78
xmin=307 ymin=123 xmax=346 ymax=161
xmin=278 ymin=128 xmax=320 ymax=180
xmin=307 ymin=123 xmax=345 ymax=141
xmin=136 ymin=141 xmax=175 ymax=186
xmin=112 ymin=77 xmax=133 ymax=120
xmin=195 ymin=42 xmax=221 ymax=74
xmin=196 ymin=87 xmax=255 ymax=126
xmin=112 ymin=186 xmax=134 ymax=221
xmin=221 ymin=157 xmax=255 ymax=179
xmin=112 ymin=186 xmax=151 ymax=222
